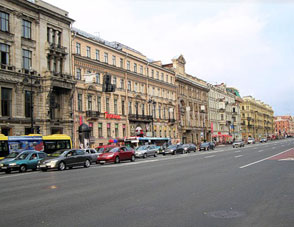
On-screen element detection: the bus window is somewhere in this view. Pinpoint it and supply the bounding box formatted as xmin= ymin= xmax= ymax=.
xmin=0 ymin=141 xmax=9 ymax=157
xmin=56 ymin=140 xmax=71 ymax=149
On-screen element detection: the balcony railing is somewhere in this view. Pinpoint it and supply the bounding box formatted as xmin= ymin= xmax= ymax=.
xmin=1 ymin=64 xmax=15 ymax=71
xmin=86 ymin=110 xmax=100 ymax=118
xmin=128 ymin=114 xmax=153 ymax=121
xmin=48 ymin=43 xmax=67 ymax=54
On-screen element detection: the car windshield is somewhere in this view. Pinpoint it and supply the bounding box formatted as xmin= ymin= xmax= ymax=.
xmin=168 ymin=145 xmax=177 ymax=149
xmin=48 ymin=150 xmax=67 ymax=157
xmin=136 ymin=146 xmax=148 ymax=151
xmin=6 ymin=152 xmax=20 ymax=158
xmin=108 ymin=147 xmax=120 ymax=153
xmin=15 ymin=153 xmax=30 ymax=160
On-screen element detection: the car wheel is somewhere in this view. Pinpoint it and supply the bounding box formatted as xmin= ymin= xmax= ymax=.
xmin=154 ymin=152 xmax=157 ymax=157
xmin=19 ymin=165 xmax=27 ymax=173
xmin=32 ymin=168 xmax=37 ymax=171
xmin=84 ymin=159 xmax=91 ymax=168
xmin=131 ymin=155 xmax=135 ymax=162
xmin=233 ymin=146 xmax=235 ymax=148
xmin=163 ymin=153 xmax=166 ymax=156
xmin=143 ymin=153 xmax=147 ymax=159
xmin=115 ymin=156 xmax=120 ymax=164
xmin=58 ymin=161 xmax=66 ymax=171
xmin=173 ymin=151 xmax=176 ymax=155
xmin=5 ymin=169 xmax=11 ymax=174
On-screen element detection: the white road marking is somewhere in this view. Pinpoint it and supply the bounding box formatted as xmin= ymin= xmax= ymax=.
xmin=240 ymin=148 xmax=293 ymax=169
xmin=258 ymin=150 xmax=264 ymax=153
xmin=204 ymin=155 xmax=216 ymax=158
xmin=235 ymin=155 xmax=243 ymax=158
xmin=235 ymin=150 xmax=241 ymax=153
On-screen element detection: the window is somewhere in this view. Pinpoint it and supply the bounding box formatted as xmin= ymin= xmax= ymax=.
xmin=156 ymin=71 xmax=159 ymax=79
xmin=113 ymin=76 xmax=117 ymax=86
xmin=104 ymin=53 xmax=108 ymax=63
xmin=151 ymin=69 xmax=154 ymax=78
xmin=107 ymin=123 xmax=111 ymax=138
xmin=96 ymin=73 xmax=100 ymax=84
xmin=159 ymin=105 xmax=161 ymax=119
xmin=158 ymin=88 xmax=160 ymax=97
xmin=127 ymin=61 xmax=130 ymax=70
xmin=114 ymin=98 xmax=118 ymax=114
xmin=0 ymin=43 xmax=9 ymax=65
xmin=166 ymin=75 xmax=168 ymax=82
xmin=146 ymin=68 xmax=149 ymax=76
xmin=88 ymin=95 xmax=92 ymax=111
xmin=134 ymin=83 xmax=138 ymax=92
xmin=98 ymin=123 xmax=103 ymax=138
xmin=141 ymin=84 xmax=144 ymax=93
xmin=161 ymin=73 xmax=164 ymax=81
xmin=76 ymin=68 xmax=81 ymax=80
xmin=121 ymin=100 xmax=125 ymax=115
xmin=163 ymin=107 xmax=166 ymax=119
xmin=95 ymin=49 xmax=100 ymax=60
xmin=77 ymin=94 xmax=82 ymax=111
xmin=22 ymin=49 xmax=32 ymax=70
xmin=112 ymin=55 xmax=116 ymax=66
xmin=1 ymin=88 xmax=12 ymax=117
xmin=25 ymin=91 xmax=32 ymax=118
xmin=153 ymin=104 xmax=156 ymax=118
xmin=123 ymin=124 xmax=126 ymax=137
xmin=86 ymin=46 xmax=91 ymax=58
xmin=120 ymin=79 xmax=124 ymax=89
xmin=120 ymin=58 xmax=123 ymax=68
xmin=134 ymin=63 xmax=137 ymax=73
xmin=128 ymin=101 xmax=132 ymax=114
xmin=76 ymin=42 xmax=81 ymax=55
xmin=128 ymin=81 xmax=131 ymax=91
xmin=140 ymin=65 xmax=143 ymax=74
xmin=106 ymin=97 xmax=110 ymax=113
xmin=152 ymin=87 xmax=155 ymax=96
xmin=22 ymin=20 xmax=31 ymax=39
xmin=135 ymin=102 xmax=139 ymax=115
xmin=141 ymin=103 xmax=145 ymax=116
xmin=115 ymin=124 xmax=119 ymax=138
xmin=97 ymin=96 xmax=101 ymax=112
xmin=0 ymin=11 xmax=9 ymax=32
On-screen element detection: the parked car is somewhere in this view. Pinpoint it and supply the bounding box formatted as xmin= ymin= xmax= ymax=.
xmin=81 ymin=148 xmax=100 ymax=163
xmin=232 ymin=140 xmax=245 ymax=148
xmin=96 ymin=145 xmax=117 ymax=154
xmin=154 ymin=146 xmax=162 ymax=154
xmin=247 ymin=138 xmax=256 ymax=144
xmin=260 ymin=138 xmax=267 ymax=143
xmin=162 ymin=144 xmax=184 ymax=155
xmin=135 ymin=145 xmax=158 ymax=158
xmin=0 ymin=151 xmax=23 ymax=165
xmin=199 ymin=142 xmax=215 ymax=151
xmin=182 ymin=144 xmax=197 ymax=153
xmin=39 ymin=149 xmax=92 ymax=171
xmin=97 ymin=146 xmax=135 ymax=164
xmin=0 ymin=150 xmax=47 ymax=174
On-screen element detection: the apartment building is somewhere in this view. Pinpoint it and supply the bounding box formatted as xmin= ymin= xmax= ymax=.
xmin=0 ymin=0 xmax=75 ymax=136
xmin=71 ymin=28 xmax=177 ymax=147
xmin=274 ymin=116 xmax=294 ymax=137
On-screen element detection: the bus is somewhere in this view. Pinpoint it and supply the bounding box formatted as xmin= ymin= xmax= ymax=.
xmin=124 ymin=137 xmax=171 ymax=149
xmin=0 ymin=134 xmax=72 ymax=158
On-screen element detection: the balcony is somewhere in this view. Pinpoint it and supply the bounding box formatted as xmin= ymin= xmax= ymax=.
xmin=86 ymin=111 xmax=100 ymax=119
xmin=128 ymin=114 xmax=152 ymax=122
xmin=48 ymin=43 xmax=67 ymax=55
xmin=168 ymin=118 xmax=176 ymax=124
xmin=0 ymin=64 xmax=15 ymax=71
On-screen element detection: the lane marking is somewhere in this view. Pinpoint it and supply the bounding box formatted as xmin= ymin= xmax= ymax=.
xmin=204 ymin=155 xmax=216 ymax=158
xmin=240 ymin=148 xmax=293 ymax=169
xmin=235 ymin=155 xmax=243 ymax=158
xmin=258 ymin=150 xmax=264 ymax=153
xmin=235 ymin=150 xmax=241 ymax=153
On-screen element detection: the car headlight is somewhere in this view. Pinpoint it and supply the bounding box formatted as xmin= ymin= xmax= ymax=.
xmin=0 ymin=163 xmax=3 ymax=167
xmin=107 ymin=154 xmax=114 ymax=157
xmin=184 ymin=148 xmax=188 ymax=150
xmin=9 ymin=163 xmax=17 ymax=166
xmin=49 ymin=160 xmax=58 ymax=165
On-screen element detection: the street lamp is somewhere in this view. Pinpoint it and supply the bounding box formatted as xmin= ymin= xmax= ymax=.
xmin=23 ymin=69 xmax=40 ymax=134
xmin=148 ymin=98 xmax=156 ymax=137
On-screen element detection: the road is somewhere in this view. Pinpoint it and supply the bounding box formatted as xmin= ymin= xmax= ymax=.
xmin=0 ymin=139 xmax=294 ymax=227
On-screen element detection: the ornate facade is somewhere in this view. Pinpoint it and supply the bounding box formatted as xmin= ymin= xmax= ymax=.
xmin=0 ymin=0 xmax=75 ymax=136
xmin=72 ymin=28 xmax=178 ymax=147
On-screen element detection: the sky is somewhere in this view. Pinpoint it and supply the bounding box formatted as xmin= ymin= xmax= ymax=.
xmin=44 ymin=0 xmax=294 ymax=116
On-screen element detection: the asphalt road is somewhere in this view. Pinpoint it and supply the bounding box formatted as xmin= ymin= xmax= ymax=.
xmin=0 ymin=139 xmax=294 ymax=227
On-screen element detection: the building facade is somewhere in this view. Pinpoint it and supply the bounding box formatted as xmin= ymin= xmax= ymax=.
xmin=0 ymin=0 xmax=75 ymax=136
xmin=241 ymin=96 xmax=274 ymax=140
xmin=274 ymin=116 xmax=294 ymax=137
xmin=72 ymin=28 xmax=178 ymax=147
xmin=208 ymin=84 xmax=242 ymax=143
xmin=163 ymin=55 xmax=209 ymax=145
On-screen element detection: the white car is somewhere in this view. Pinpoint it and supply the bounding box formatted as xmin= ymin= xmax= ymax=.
xmin=247 ymin=138 xmax=255 ymax=144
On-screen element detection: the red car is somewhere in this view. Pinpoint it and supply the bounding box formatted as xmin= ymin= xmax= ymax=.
xmin=97 ymin=146 xmax=135 ymax=164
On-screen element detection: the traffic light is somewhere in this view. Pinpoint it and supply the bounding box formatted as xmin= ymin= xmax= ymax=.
xmin=103 ymin=74 xmax=116 ymax=92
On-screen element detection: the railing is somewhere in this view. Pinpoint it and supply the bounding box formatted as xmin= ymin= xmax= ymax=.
xmin=128 ymin=114 xmax=153 ymax=121
xmin=49 ymin=43 xmax=67 ymax=54
xmin=86 ymin=110 xmax=100 ymax=118
xmin=1 ymin=64 xmax=15 ymax=71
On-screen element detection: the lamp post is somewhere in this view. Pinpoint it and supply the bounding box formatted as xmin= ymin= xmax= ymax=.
xmin=148 ymin=98 xmax=156 ymax=137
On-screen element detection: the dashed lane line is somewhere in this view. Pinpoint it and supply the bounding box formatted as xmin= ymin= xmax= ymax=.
xmin=235 ymin=155 xmax=243 ymax=158
xmin=204 ymin=155 xmax=216 ymax=158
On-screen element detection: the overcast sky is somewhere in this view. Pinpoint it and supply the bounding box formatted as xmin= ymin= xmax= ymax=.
xmin=45 ymin=0 xmax=294 ymax=116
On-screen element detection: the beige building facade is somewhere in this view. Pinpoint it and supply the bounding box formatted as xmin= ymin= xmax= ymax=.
xmin=0 ymin=0 xmax=75 ymax=136
xmin=163 ymin=55 xmax=209 ymax=145
xmin=241 ymin=96 xmax=274 ymax=140
xmin=72 ymin=28 xmax=178 ymax=147
xmin=208 ymin=84 xmax=242 ymax=143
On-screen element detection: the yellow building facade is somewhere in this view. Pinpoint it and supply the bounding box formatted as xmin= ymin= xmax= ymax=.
xmin=241 ymin=96 xmax=274 ymax=140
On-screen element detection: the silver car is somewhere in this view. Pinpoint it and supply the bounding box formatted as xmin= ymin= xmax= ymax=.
xmin=135 ymin=145 xmax=158 ymax=158
xmin=82 ymin=148 xmax=100 ymax=163
xmin=232 ymin=140 xmax=245 ymax=148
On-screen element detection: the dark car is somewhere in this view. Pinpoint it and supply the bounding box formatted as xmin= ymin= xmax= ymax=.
xmin=162 ymin=144 xmax=184 ymax=155
xmin=97 ymin=146 xmax=135 ymax=164
xmin=0 ymin=150 xmax=47 ymax=173
xmin=182 ymin=144 xmax=197 ymax=153
xmin=39 ymin=149 xmax=92 ymax=171
xmin=199 ymin=142 xmax=215 ymax=151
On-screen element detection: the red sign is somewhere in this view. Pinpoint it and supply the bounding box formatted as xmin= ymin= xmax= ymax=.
xmin=105 ymin=112 xmax=121 ymax=119
xmin=211 ymin=122 xmax=213 ymax=134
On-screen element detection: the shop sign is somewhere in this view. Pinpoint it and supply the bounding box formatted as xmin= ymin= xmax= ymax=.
xmin=105 ymin=112 xmax=121 ymax=119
